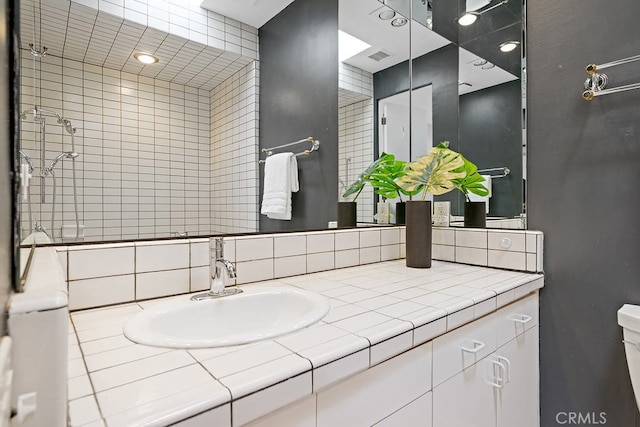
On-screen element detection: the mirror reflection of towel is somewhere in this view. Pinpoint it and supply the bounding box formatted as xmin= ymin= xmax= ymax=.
xmin=261 ymin=153 xmax=299 ymax=220
xmin=468 ymin=175 xmax=492 ymax=213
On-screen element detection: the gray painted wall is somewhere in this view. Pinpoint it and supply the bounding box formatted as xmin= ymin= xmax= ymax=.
xmin=0 ymin=0 xmax=18 ymax=334
xmin=258 ymin=0 xmax=339 ymax=232
xmin=460 ymin=80 xmax=523 ymax=218
xmin=528 ymin=1 xmax=640 ymax=425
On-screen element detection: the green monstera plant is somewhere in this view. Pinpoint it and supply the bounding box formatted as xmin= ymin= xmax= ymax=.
xmin=367 ymin=153 xmax=420 ymax=201
xmin=452 ymin=152 xmax=490 ymax=201
xmin=341 ymin=156 xmax=387 ymax=202
xmin=396 ymin=143 xmax=489 ymax=200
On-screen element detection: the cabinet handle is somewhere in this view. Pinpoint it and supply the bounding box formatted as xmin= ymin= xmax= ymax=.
xmin=497 ymin=356 xmax=511 ymax=383
xmin=512 ymin=314 xmax=532 ymax=324
xmin=461 ymin=340 xmax=485 ymax=353
xmin=491 ymin=360 xmax=506 ymax=389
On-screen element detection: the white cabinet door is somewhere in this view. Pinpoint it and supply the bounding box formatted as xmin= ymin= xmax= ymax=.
xmin=433 ymin=357 xmax=496 ymax=427
xmin=495 ymin=326 xmax=539 ymax=427
xmin=374 ymin=392 xmax=432 ymax=427
xmin=317 ymin=342 xmax=432 ymax=427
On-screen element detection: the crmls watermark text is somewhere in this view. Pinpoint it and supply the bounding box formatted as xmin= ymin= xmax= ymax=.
xmin=555 ymin=412 xmax=607 ymax=425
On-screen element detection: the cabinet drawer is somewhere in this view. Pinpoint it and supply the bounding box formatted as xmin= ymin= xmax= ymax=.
xmin=496 ymin=292 xmax=539 ymax=348
xmin=432 ymin=312 xmax=496 ymax=387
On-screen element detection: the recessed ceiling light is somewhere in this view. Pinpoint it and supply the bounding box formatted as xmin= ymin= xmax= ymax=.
xmin=133 ymin=52 xmax=159 ymax=64
xmin=499 ymin=41 xmax=520 ymax=52
xmin=379 ymin=10 xmax=396 ymax=20
xmin=391 ymin=17 xmax=408 ymax=27
xmin=457 ymin=0 xmax=509 ymax=26
xmin=458 ymin=12 xmax=480 ymax=26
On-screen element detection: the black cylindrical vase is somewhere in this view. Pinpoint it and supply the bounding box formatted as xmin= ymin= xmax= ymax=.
xmin=338 ymin=201 xmax=357 ymax=228
xmin=405 ymin=200 xmax=432 ymax=268
xmin=395 ymin=201 xmax=406 ymax=225
xmin=464 ymin=201 xmax=486 ymax=228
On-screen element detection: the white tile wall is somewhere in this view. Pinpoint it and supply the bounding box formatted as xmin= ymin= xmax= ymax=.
xmin=20 ymin=0 xmax=261 ymax=242
xmin=338 ymin=63 xmax=373 ymax=104
xmin=210 ymin=61 xmax=260 ymax=234
xmin=61 ymin=227 xmax=544 ymax=310
xmin=20 ymin=52 xmax=212 ymax=241
xmin=338 ymin=98 xmax=374 ymax=223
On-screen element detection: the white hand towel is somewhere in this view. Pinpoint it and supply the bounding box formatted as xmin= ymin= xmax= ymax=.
xmin=468 ymin=175 xmax=492 ymax=213
xmin=261 ymin=153 xmax=299 ymax=220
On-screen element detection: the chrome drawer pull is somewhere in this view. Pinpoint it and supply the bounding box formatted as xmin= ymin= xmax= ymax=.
xmin=512 ymin=314 xmax=532 ymax=324
xmin=461 ymin=340 xmax=485 ymax=353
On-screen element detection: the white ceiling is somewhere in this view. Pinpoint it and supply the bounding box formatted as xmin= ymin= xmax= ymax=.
xmin=199 ymin=0 xmax=296 ymax=28
xmin=339 ymin=0 xmax=451 ymax=74
xmin=458 ymin=48 xmax=517 ymax=95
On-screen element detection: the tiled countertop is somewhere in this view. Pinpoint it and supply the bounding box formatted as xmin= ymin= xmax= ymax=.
xmin=67 ymin=260 xmax=544 ymax=427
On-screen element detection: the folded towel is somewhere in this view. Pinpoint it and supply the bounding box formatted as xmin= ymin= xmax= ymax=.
xmin=468 ymin=175 xmax=492 ymax=213
xmin=261 ymin=152 xmax=299 ymax=220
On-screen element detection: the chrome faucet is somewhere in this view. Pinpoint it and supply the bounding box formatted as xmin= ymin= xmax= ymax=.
xmin=191 ymin=237 xmax=242 ymax=301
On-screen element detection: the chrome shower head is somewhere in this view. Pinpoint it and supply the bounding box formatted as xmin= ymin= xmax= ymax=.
xmin=47 ymin=151 xmax=79 ymax=171
xmin=57 ymin=118 xmax=76 ymax=135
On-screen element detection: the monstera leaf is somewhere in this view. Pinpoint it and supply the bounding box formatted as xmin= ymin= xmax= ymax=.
xmin=452 ymin=154 xmax=490 ymax=200
xmin=396 ymin=145 xmax=466 ymax=200
xmin=367 ymin=153 xmax=420 ymax=200
xmin=341 ymin=156 xmax=387 ymax=201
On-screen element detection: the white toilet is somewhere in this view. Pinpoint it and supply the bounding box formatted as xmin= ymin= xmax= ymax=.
xmin=618 ymin=304 xmax=640 ymax=409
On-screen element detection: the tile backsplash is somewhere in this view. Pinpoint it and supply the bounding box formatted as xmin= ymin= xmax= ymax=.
xmin=57 ymin=226 xmax=544 ymax=311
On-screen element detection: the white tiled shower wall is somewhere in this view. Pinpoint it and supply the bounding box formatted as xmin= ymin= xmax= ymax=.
xmin=210 ymin=62 xmax=260 ymax=234
xmin=19 ymin=0 xmax=261 ymax=241
xmin=339 ymin=100 xmax=374 ymax=223
xmin=338 ymin=63 xmax=375 ymax=223
xmin=20 ymin=52 xmax=213 ymax=241
xmin=56 ymin=227 xmax=544 ymax=311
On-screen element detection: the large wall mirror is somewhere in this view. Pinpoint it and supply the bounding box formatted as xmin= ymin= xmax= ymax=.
xmin=338 ymin=0 xmax=525 ymax=228
xmin=17 ymin=0 xmax=525 ymax=247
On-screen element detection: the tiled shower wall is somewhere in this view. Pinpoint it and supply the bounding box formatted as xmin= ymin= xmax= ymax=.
xmin=338 ymin=63 xmax=375 ymax=223
xmin=210 ymin=61 xmax=260 ymax=234
xmin=20 ymin=52 xmax=212 ymax=241
xmin=339 ymin=99 xmax=375 ymax=223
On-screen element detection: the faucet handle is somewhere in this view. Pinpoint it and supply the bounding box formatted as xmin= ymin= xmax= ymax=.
xmin=213 ymin=237 xmax=224 ymax=258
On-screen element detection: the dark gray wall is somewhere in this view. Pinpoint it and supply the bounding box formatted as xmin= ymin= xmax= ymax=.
xmin=528 ymin=1 xmax=640 ymax=425
xmin=459 ymin=80 xmax=523 ymax=217
xmin=373 ymin=43 xmax=460 ymax=156
xmin=258 ymin=0 xmax=338 ymax=232
xmin=1 ymin=0 xmax=18 ymax=333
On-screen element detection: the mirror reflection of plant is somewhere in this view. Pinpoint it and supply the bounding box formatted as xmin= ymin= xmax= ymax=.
xmin=396 ymin=143 xmax=488 ymax=200
xmin=451 ymin=153 xmax=490 ymax=201
xmin=341 ymin=156 xmax=386 ymax=202
xmin=367 ymin=153 xmax=420 ymax=201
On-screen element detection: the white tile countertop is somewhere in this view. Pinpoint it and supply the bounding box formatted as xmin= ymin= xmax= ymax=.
xmin=67 ymin=260 xmax=544 ymax=427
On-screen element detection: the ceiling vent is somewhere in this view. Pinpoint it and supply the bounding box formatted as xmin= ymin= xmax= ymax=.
xmin=368 ymin=50 xmax=391 ymax=61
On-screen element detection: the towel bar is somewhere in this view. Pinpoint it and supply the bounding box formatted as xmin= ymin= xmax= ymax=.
xmin=259 ymin=137 xmax=320 ymax=164
xmin=478 ymin=167 xmax=510 ymax=178
xmin=582 ymin=54 xmax=640 ymax=100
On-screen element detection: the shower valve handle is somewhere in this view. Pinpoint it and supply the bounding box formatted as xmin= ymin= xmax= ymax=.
xmin=20 ymin=164 xmax=32 ymax=201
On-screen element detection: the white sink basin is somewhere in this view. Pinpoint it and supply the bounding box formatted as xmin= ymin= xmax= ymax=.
xmin=124 ymin=286 xmax=330 ymax=349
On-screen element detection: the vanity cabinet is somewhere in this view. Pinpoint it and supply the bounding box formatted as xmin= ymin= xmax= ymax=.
xmin=433 ymin=294 xmax=539 ymax=427
xmin=246 ymin=292 xmax=539 ymax=427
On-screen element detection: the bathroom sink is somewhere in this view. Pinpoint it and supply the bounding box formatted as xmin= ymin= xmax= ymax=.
xmin=123 ymin=286 xmax=330 ymax=349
